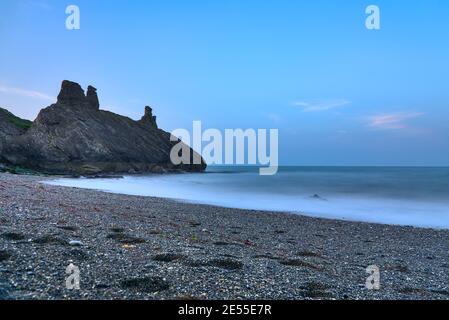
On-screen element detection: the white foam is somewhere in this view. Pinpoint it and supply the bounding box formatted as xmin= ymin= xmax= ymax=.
xmin=45 ymin=172 xmax=449 ymax=230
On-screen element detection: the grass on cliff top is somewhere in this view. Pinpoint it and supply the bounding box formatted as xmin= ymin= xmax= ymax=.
xmin=0 ymin=107 xmax=33 ymax=130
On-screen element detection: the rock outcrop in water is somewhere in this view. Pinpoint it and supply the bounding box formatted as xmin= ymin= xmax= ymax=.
xmin=0 ymin=80 xmax=206 ymax=175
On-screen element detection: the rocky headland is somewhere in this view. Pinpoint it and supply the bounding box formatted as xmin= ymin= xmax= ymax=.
xmin=0 ymin=81 xmax=206 ymax=175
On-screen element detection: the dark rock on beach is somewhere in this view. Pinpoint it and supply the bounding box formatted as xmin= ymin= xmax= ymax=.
xmin=0 ymin=80 xmax=206 ymax=175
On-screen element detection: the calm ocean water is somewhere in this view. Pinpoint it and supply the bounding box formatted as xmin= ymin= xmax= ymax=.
xmin=46 ymin=166 xmax=449 ymax=229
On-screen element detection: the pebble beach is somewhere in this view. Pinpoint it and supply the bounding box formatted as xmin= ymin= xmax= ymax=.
xmin=1 ymin=172 xmax=449 ymax=300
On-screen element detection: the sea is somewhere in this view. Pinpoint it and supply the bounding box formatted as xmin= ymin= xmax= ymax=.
xmin=45 ymin=166 xmax=449 ymax=229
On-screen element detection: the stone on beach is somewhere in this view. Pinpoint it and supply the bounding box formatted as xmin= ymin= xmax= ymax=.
xmin=69 ymin=240 xmax=84 ymax=247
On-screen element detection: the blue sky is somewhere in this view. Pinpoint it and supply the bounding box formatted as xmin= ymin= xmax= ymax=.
xmin=1 ymin=0 xmax=448 ymax=166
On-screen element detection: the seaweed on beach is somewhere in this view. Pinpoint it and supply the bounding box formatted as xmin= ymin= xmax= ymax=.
xmin=1 ymin=232 xmax=26 ymax=241
xmin=279 ymin=259 xmax=325 ymax=271
xmin=120 ymin=276 xmax=170 ymax=293
xmin=57 ymin=226 xmax=78 ymax=232
xmin=208 ymin=258 xmax=244 ymax=270
xmin=106 ymin=232 xmax=146 ymax=244
xmin=0 ymin=250 xmax=12 ymax=262
xmin=384 ymin=263 xmax=409 ymax=273
xmin=68 ymin=249 xmax=90 ymax=262
xmin=213 ymin=241 xmax=234 ymax=246
xmin=398 ymin=287 xmax=428 ymax=296
xmin=33 ymin=235 xmax=67 ymax=245
xmin=185 ymin=258 xmax=244 ymax=270
xmin=299 ymin=282 xmax=333 ymax=299
xmin=296 ymin=250 xmax=324 ymax=258
xmin=152 ymin=253 xmax=185 ymax=263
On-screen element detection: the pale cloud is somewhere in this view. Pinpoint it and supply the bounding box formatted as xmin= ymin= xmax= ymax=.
xmin=368 ymin=112 xmax=424 ymax=130
xmin=292 ymin=99 xmax=350 ymax=112
xmin=0 ymin=84 xmax=55 ymax=102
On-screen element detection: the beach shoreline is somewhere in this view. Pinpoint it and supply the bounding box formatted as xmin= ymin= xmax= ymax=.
xmin=1 ymin=173 xmax=449 ymax=300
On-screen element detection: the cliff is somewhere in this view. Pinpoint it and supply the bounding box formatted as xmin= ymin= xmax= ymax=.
xmin=0 ymin=80 xmax=206 ymax=175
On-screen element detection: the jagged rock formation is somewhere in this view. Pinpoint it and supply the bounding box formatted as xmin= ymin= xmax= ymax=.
xmin=139 ymin=106 xmax=158 ymax=128
xmin=86 ymin=86 xmax=100 ymax=109
xmin=0 ymin=81 xmax=206 ymax=175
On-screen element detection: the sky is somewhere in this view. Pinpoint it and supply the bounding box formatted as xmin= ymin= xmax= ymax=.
xmin=0 ymin=0 xmax=448 ymax=166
